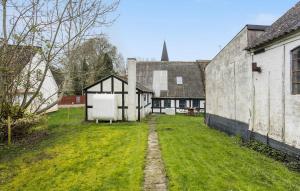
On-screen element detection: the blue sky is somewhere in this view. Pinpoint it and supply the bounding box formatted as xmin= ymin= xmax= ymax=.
xmin=101 ymin=0 xmax=299 ymax=61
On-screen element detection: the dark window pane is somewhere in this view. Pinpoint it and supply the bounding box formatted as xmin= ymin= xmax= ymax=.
xmin=153 ymin=100 xmax=160 ymax=108
xmin=294 ymin=72 xmax=300 ymax=82
xmin=193 ymin=100 xmax=200 ymax=108
xmin=293 ymin=84 xmax=300 ymax=94
xmin=179 ymin=100 xmax=186 ymax=108
xmin=164 ymin=100 xmax=171 ymax=108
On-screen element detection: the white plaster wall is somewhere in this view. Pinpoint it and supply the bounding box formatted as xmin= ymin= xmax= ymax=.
xmin=253 ymin=33 xmax=300 ymax=148
xmin=18 ymin=53 xmax=58 ymax=113
xmin=206 ymin=27 xmax=252 ymax=124
xmin=102 ymin=79 xmax=111 ymax=92
xmin=88 ymin=84 xmax=100 ymax=92
xmin=86 ymin=76 xmax=152 ymax=121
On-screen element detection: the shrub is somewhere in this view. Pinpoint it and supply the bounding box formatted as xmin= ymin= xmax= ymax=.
xmin=242 ymin=140 xmax=300 ymax=172
xmin=0 ymin=114 xmax=46 ymax=142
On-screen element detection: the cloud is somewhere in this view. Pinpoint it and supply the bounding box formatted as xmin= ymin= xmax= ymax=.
xmin=252 ymin=13 xmax=279 ymax=25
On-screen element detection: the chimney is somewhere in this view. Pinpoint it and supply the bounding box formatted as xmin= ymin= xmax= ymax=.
xmin=127 ymin=58 xmax=137 ymax=121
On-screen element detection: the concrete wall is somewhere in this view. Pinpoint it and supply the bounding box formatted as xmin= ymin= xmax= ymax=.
xmin=252 ymin=32 xmax=300 ymax=149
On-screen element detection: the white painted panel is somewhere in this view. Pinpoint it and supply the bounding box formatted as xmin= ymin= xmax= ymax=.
xmin=88 ymin=84 xmax=100 ymax=92
xmin=114 ymin=78 xmax=123 ymax=92
xmin=102 ymin=78 xmax=112 ymax=92
xmin=92 ymin=94 xmax=118 ymax=121
xmin=153 ymin=70 xmax=168 ymax=97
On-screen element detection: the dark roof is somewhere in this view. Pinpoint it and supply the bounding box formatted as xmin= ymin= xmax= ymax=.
xmin=83 ymin=74 xmax=153 ymax=93
xmin=0 ymin=45 xmax=40 ymax=76
xmin=49 ymin=66 xmax=64 ymax=86
xmin=161 ymin=41 xmax=169 ymax=62
xmin=248 ymin=2 xmax=300 ymax=49
xmin=136 ymin=61 xmax=206 ymax=98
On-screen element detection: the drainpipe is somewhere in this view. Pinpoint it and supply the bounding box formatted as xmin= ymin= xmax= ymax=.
xmin=282 ymin=45 xmax=286 ymax=142
xmin=128 ymin=58 xmax=137 ymax=121
xmin=267 ymin=71 xmax=271 ymax=145
xmin=251 ymin=53 xmax=256 ymax=140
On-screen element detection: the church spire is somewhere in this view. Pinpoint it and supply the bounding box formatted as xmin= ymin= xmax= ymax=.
xmin=161 ymin=41 xmax=169 ymax=62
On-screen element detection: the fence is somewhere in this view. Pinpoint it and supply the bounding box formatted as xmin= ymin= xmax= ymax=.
xmin=58 ymin=96 xmax=86 ymax=105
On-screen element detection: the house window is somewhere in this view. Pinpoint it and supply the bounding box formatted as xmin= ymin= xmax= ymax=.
xmin=144 ymin=95 xmax=147 ymax=102
xmin=179 ymin=100 xmax=186 ymax=108
xmin=176 ymin=76 xmax=183 ymax=85
xmin=193 ymin=100 xmax=200 ymax=108
xmin=164 ymin=100 xmax=171 ymax=108
xmin=292 ymin=47 xmax=300 ymax=94
xmin=153 ymin=99 xmax=160 ymax=108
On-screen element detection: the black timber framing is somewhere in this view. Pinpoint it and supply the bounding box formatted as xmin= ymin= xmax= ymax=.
xmin=111 ymin=76 xmax=114 ymax=93
xmin=151 ymin=98 xmax=206 ymax=113
xmin=83 ymin=74 xmax=152 ymax=94
xmin=122 ymin=81 xmax=125 ymax=121
xmin=138 ymin=91 xmax=141 ymax=121
xmin=85 ymin=91 xmax=88 ymax=121
xmin=87 ymin=91 xmax=128 ymax=94
xmin=84 ymin=75 xmax=153 ymax=122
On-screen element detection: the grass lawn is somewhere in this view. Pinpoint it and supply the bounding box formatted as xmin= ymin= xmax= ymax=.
xmin=157 ymin=115 xmax=300 ymax=191
xmin=0 ymin=108 xmax=148 ymax=191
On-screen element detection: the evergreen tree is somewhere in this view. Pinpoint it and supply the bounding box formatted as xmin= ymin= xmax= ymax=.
xmin=94 ymin=53 xmax=114 ymax=81
xmin=81 ymin=58 xmax=89 ymax=89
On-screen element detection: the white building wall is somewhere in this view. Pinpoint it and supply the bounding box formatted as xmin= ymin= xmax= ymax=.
xmin=207 ymin=26 xmax=300 ymax=150
xmin=206 ymin=27 xmax=252 ymax=124
xmin=17 ymin=53 xmax=58 ymax=113
xmin=252 ymin=32 xmax=300 ymax=149
xmin=86 ymin=76 xmax=152 ymax=121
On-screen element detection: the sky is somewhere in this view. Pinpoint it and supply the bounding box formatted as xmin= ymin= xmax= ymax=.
xmin=101 ymin=0 xmax=299 ymax=61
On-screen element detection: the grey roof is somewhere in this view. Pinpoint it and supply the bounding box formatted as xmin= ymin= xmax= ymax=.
xmin=136 ymin=61 xmax=206 ymax=98
xmin=116 ymin=75 xmax=153 ymax=93
xmin=248 ymin=2 xmax=300 ymax=49
xmin=161 ymin=41 xmax=169 ymax=62
xmin=0 ymin=45 xmax=40 ymax=76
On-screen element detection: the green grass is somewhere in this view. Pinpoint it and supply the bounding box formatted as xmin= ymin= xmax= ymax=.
xmin=157 ymin=115 xmax=300 ymax=191
xmin=0 ymin=108 xmax=148 ymax=191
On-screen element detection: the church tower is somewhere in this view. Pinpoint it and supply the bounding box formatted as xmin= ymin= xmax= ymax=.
xmin=161 ymin=41 xmax=169 ymax=62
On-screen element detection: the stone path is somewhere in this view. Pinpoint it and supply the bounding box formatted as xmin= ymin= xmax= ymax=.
xmin=144 ymin=115 xmax=168 ymax=191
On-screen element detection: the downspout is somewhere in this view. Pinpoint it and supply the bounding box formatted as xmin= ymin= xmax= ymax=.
xmin=251 ymin=53 xmax=255 ymax=136
xmin=282 ymin=45 xmax=286 ymax=142
xmin=267 ymin=71 xmax=271 ymax=145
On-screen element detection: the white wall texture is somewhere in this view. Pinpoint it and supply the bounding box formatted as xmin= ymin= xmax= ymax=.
xmin=252 ymin=32 xmax=300 ymax=148
xmin=86 ymin=76 xmax=152 ymax=121
xmin=206 ymin=27 xmax=252 ymax=124
xmin=206 ymin=27 xmax=300 ymax=149
xmin=17 ymin=53 xmax=58 ymax=113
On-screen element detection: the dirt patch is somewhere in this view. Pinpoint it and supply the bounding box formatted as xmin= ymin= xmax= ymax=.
xmin=144 ymin=115 xmax=168 ymax=191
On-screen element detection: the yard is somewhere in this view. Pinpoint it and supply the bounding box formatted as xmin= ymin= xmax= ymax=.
xmin=0 ymin=109 xmax=300 ymax=191
xmin=157 ymin=115 xmax=300 ymax=191
xmin=0 ymin=108 xmax=148 ymax=191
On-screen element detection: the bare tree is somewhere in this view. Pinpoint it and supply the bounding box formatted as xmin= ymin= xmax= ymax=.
xmin=0 ymin=0 xmax=120 ymax=118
